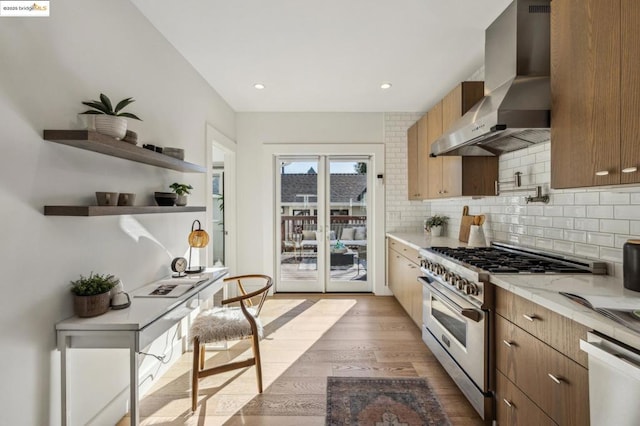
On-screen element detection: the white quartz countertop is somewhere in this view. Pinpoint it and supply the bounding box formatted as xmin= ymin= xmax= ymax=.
xmin=386 ymin=232 xmax=466 ymax=251
xmin=386 ymin=232 xmax=640 ymax=350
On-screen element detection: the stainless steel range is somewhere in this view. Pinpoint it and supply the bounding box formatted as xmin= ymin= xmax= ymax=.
xmin=418 ymin=242 xmax=607 ymax=421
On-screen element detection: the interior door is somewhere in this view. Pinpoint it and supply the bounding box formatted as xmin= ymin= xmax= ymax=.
xmin=275 ymin=156 xmax=371 ymax=292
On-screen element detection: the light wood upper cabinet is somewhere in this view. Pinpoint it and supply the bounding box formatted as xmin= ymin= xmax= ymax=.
xmin=427 ymin=101 xmax=445 ymax=198
xmin=621 ymin=0 xmax=640 ymax=184
xmin=407 ymin=116 xmax=430 ymax=200
xmin=551 ymin=0 xmax=640 ymax=188
xmin=407 ymin=122 xmax=420 ymax=200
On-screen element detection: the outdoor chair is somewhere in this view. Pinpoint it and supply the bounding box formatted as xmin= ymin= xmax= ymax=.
xmin=190 ymin=274 xmax=273 ymax=411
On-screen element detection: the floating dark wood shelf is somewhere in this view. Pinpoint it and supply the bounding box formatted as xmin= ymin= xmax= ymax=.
xmin=44 ymin=206 xmax=206 ymax=216
xmin=43 ymin=130 xmax=206 ymax=173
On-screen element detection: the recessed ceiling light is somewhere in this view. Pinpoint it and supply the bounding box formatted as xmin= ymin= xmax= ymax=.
xmin=254 ymin=83 xmax=265 ymax=90
xmin=380 ymin=82 xmax=392 ymax=90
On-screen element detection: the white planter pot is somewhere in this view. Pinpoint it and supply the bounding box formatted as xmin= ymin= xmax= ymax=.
xmin=430 ymin=225 xmax=443 ymax=237
xmin=176 ymin=195 xmax=188 ymax=207
xmin=94 ymin=115 xmax=127 ymax=140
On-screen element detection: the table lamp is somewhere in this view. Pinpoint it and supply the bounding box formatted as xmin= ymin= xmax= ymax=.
xmin=186 ymin=219 xmax=209 ymax=274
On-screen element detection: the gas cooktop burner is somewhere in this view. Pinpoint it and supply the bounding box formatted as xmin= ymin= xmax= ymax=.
xmin=428 ymin=245 xmax=605 ymax=274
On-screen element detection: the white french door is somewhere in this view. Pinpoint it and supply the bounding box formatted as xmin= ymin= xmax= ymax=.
xmin=276 ymin=155 xmax=371 ymax=292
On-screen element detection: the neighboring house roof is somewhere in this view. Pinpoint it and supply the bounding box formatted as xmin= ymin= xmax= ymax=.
xmin=281 ymin=174 xmax=366 ymax=203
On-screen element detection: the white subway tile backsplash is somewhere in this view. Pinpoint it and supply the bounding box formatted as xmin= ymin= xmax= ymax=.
xmin=551 ymin=193 xmax=575 ymax=205
xmin=411 ymin=138 xmax=640 ymax=271
xmin=544 ymin=228 xmax=564 ymax=239
xmin=600 ymin=219 xmax=630 ymax=234
xmin=599 ymin=247 xmax=623 ymax=263
xmin=575 ymin=218 xmax=600 ymax=232
xmin=564 ymin=206 xmax=586 ymax=217
xmin=586 ymin=205 xmax=614 ymax=219
xmin=587 ymin=232 xmax=615 ymax=247
xmin=544 ymin=206 xmax=564 ymax=217
xmin=519 ymin=235 xmax=536 ymax=247
xmin=615 ymin=205 xmax=640 ymax=220
xmin=575 ymin=243 xmax=599 ymax=259
xmin=600 ymin=192 xmax=630 ymax=205
xmin=535 ymin=216 xmax=554 ymax=227
xmin=552 ymin=217 xmax=574 ymax=229
xmin=528 ymin=226 xmax=545 ymax=237
xmin=553 ymin=240 xmax=574 ymax=254
xmin=536 ymin=238 xmax=553 ymax=250
xmin=527 ymin=205 xmax=544 ymax=216
xmin=564 ymin=230 xmax=587 ymax=243
xmin=575 ymin=192 xmax=600 ymax=205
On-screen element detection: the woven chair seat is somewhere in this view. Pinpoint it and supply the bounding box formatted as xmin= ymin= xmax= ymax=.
xmin=191 ymin=306 xmax=262 ymax=344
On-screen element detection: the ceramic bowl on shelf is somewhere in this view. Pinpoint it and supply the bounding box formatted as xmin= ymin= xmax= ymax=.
xmin=154 ymin=192 xmax=177 ymax=206
xmin=96 ymin=191 xmax=119 ymax=206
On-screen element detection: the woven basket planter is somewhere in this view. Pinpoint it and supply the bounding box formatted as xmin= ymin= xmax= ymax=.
xmin=94 ymin=115 xmax=127 ymax=140
xmin=73 ymin=291 xmax=111 ymax=317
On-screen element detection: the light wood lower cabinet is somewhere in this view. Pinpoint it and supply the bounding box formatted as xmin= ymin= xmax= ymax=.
xmin=495 ymin=314 xmax=589 ymax=426
xmin=387 ymin=239 xmax=422 ymax=326
xmin=495 ymin=371 xmax=556 ymax=426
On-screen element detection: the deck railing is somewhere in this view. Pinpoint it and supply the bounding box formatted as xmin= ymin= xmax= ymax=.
xmin=281 ymin=215 xmax=366 ymax=243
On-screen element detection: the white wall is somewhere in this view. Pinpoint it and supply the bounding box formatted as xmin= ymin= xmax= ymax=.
xmin=235 ymin=112 xmax=386 ymax=290
xmin=384 ymin=112 xmax=430 ymax=232
xmin=0 ymin=1 xmax=235 ymax=425
xmin=430 ymin=142 xmax=640 ymax=277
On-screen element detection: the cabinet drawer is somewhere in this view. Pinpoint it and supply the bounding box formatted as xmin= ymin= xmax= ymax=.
xmin=495 ymin=315 xmax=589 ymax=426
xmin=496 ymin=371 xmax=556 ymax=426
xmin=388 ymin=238 xmax=420 ymax=265
xmin=495 ymin=287 xmax=588 ymax=367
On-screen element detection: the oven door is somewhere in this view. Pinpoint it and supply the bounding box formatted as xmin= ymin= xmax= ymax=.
xmin=420 ymin=275 xmax=488 ymax=391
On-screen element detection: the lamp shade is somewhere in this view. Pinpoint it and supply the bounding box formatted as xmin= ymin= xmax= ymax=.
xmin=188 ymin=220 xmax=209 ymax=248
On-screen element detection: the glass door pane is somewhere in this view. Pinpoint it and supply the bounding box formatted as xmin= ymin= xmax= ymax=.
xmin=325 ymin=158 xmax=370 ymax=292
xmin=276 ymin=158 xmax=324 ymax=292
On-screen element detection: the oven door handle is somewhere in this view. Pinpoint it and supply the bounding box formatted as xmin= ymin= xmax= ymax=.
xmin=422 ymin=278 xmax=483 ymax=323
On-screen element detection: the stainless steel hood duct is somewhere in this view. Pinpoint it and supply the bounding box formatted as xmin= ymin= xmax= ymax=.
xmin=431 ymin=0 xmax=551 ymax=157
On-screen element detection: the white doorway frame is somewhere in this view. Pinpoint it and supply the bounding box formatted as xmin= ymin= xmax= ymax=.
xmin=263 ymin=142 xmax=388 ymax=295
xmin=205 ymin=123 xmax=237 ymax=274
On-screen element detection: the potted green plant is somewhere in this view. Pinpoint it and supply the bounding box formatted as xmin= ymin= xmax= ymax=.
xmin=70 ymin=272 xmax=118 ymax=317
xmin=170 ymin=182 xmax=193 ymax=206
xmin=80 ymin=93 xmax=142 ymax=140
xmin=424 ymin=215 xmax=449 ymax=237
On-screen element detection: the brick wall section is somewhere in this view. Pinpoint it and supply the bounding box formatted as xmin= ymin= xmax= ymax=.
xmin=429 ymin=141 xmax=640 ymax=276
xmin=384 ymin=112 xmax=430 ymax=232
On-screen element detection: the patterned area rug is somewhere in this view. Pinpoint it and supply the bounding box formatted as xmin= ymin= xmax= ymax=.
xmin=326 ymin=377 xmax=451 ymax=426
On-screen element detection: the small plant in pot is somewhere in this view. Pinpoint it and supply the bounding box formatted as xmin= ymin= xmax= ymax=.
xmin=80 ymin=93 xmax=142 ymax=140
xmin=70 ymin=272 xmax=118 ymax=317
xmin=170 ymin=182 xmax=193 ymax=206
xmin=425 ymin=215 xmax=449 ymax=237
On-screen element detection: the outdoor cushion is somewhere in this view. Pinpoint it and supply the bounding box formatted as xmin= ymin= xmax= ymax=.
xmin=341 ymin=228 xmax=355 ymax=240
xmin=354 ymin=227 xmax=366 ymax=241
xmin=302 ymin=230 xmax=316 ymax=240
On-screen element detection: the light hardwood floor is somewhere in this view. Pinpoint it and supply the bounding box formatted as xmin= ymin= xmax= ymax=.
xmin=118 ymin=294 xmax=484 ymax=425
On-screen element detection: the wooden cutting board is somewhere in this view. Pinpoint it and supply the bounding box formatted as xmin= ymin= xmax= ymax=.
xmin=459 ymin=205 xmax=475 ymax=243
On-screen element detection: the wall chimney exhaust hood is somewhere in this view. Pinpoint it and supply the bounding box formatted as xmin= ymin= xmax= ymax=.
xmin=431 ymin=0 xmax=551 ymax=157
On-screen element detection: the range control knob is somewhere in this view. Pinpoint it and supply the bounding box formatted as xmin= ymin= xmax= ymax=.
xmin=448 ymin=273 xmax=459 ymax=285
xmin=464 ymin=282 xmax=479 ymax=296
xmin=443 ymin=271 xmax=453 ymax=282
xmin=457 ymin=278 xmax=468 ymax=291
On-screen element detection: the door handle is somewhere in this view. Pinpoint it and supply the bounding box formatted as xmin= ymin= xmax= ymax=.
xmin=461 ymin=308 xmax=481 ymax=322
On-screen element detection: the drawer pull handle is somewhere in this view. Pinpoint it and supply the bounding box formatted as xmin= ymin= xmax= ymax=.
xmin=522 ymin=314 xmax=536 ymax=322
xmin=548 ymin=373 xmax=562 ymax=384
xmin=595 ymin=170 xmax=609 ymax=176
xmin=502 ymin=340 xmax=514 ymax=348
xmin=622 ymin=167 xmax=638 ymax=174
xmin=503 ymin=398 xmax=513 ymax=408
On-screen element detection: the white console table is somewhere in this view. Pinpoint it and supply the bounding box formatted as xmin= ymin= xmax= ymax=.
xmin=56 ymin=267 xmax=228 ymax=426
